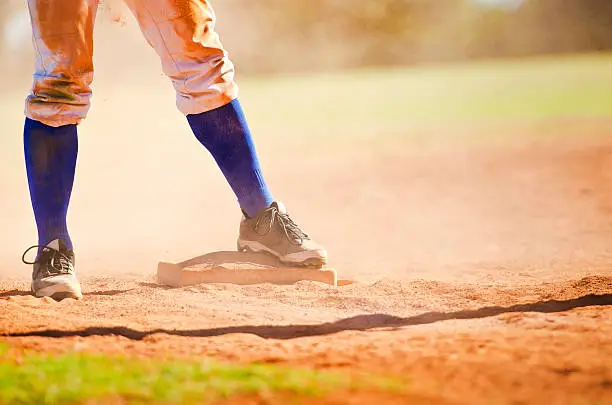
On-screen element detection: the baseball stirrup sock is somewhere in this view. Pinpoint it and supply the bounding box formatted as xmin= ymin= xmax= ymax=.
xmin=187 ymin=99 xmax=274 ymax=217
xmin=24 ymin=118 xmax=77 ymax=253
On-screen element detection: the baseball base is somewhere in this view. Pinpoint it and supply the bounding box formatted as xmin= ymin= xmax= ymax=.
xmin=157 ymin=250 xmax=338 ymax=287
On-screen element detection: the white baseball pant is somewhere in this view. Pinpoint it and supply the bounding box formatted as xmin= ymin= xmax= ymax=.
xmin=26 ymin=0 xmax=238 ymax=127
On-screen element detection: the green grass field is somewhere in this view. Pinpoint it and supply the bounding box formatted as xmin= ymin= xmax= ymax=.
xmin=239 ymin=53 xmax=612 ymax=139
xmin=0 ymin=344 xmax=400 ymax=405
xmin=4 ymin=53 xmax=612 ymax=141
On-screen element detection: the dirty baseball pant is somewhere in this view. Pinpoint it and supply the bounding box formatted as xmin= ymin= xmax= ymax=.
xmin=25 ymin=0 xmax=238 ymax=127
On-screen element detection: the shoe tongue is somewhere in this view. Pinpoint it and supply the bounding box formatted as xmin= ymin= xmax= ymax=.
xmin=271 ymin=201 xmax=287 ymax=214
xmin=46 ymin=239 xmax=68 ymax=251
xmin=46 ymin=239 xmax=60 ymax=250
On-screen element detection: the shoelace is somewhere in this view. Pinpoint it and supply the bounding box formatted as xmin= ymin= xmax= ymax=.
xmin=22 ymin=245 xmax=73 ymax=275
xmin=253 ymin=206 xmax=309 ymax=245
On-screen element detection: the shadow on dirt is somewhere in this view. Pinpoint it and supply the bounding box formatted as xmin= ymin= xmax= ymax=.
xmin=0 ymin=289 xmax=134 ymax=298
xmin=6 ymin=293 xmax=612 ymax=340
xmin=137 ymin=282 xmax=174 ymax=290
xmin=83 ymin=289 xmax=135 ymax=296
xmin=0 ymin=290 xmax=31 ymax=298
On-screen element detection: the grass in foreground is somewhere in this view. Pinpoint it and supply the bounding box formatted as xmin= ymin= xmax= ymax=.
xmin=0 ymin=344 xmax=401 ymax=405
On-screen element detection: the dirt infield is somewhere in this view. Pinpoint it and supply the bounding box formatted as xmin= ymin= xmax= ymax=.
xmin=2 ymin=121 xmax=612 ymax=404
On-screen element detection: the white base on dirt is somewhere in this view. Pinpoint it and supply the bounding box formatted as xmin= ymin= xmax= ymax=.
xmin=157 ymin=251 xmax=338 ymax=287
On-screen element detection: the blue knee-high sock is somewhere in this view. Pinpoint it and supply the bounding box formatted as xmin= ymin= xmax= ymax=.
xmin=24 ymin=118 xmax=77 ymax=252
xmin=187 ymin=99 xmax=274 ymax=217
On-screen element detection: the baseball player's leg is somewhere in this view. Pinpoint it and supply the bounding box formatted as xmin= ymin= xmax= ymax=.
xmin=124 ymin=0 xmax=327 ymax=266
xmin=21 ymin=0 xmax=95 ymax=300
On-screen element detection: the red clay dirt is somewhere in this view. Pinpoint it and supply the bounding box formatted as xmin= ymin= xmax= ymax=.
xmin=2 ymin=120 xmax=612 ymax=404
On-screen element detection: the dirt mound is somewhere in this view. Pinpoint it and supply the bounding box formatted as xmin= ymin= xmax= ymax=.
xmin=2 ymin=275 xmax=612 ymax=404
xmin=3 ymin=127 xmax=612 ymax=404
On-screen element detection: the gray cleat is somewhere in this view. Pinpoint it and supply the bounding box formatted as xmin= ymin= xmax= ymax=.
xmin=237 ymin=201 xmax=328 ymax=267
xmin=23 ymin=239 xmax=83 ymax=300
